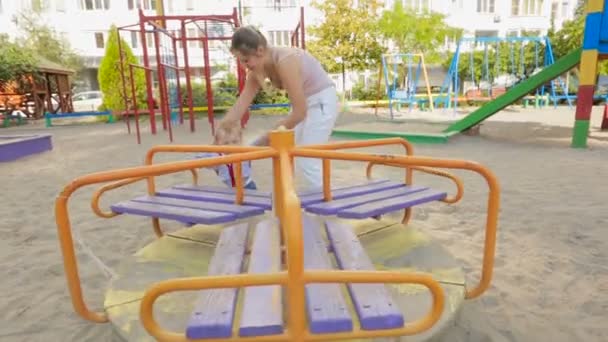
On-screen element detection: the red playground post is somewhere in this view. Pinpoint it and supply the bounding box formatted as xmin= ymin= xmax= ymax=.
xmin=117 ymin=8 xmax=245 ymax=144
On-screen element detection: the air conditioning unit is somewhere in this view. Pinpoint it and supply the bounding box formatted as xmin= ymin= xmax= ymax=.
xmin=494 ymin=15 xmax=501 ymax=23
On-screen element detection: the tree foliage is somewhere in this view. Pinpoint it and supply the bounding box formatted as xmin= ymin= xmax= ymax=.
xmin=0 ymin=34 xmax=38 ymax=91
xmin=378 ymin=2 xmax=462 ymax=63
xmin=12 ymin=10 xmax=84 ymax=78
xmin=307 ymin=0 xmax=385 ymax=73
xmin=548 ymin=0 xmax=608 ymax=74
xmin=98 ymin=25 xmax=147 ymax=112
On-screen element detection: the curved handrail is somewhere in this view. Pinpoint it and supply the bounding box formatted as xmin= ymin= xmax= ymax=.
xmin=144 ymin=144 xmax=268 ymax=194
xmin=90 ymin=169 xmax=199 ymax=219
xmin=55 ymin=149 xmax=276 ymax=324
xmin=91 ymin=176 xmax=145 ymax=218
xmin=303 ymin=138 xmax=415 ymax=185
xmin=293 ymin=148 xmax=500 ymax=300
xmin=366 ymin=162 xmax=464 ymax=204
xmin=138 ymin=270 xmax=445 ymax=341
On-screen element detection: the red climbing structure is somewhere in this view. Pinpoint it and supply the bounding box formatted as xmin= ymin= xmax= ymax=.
xmin=117 ymin=8 xmax=247 ymax=144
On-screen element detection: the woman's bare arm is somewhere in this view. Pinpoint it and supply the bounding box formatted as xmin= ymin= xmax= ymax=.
xmin=274 ymin=54 xmax=307 ymax=129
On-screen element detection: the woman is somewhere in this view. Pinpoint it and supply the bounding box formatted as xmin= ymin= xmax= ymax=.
xmin=216 ymin=25 xmax=339 ymax=190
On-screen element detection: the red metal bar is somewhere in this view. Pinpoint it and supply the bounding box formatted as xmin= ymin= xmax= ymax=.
xmin=129 ymin=64 xmax=155 ymax=71
xmin=181 ymin=21 xmax=195 ymax=133
xmin=159 ymin=63 xmax=183 ymax=70
xmin=181 ymin=36 xmax=234 ymax=41
xmin=143 ymin=14 xmax=234 ymax=22
xmin=171 ymin=37 xmax=185 ymax=125
xmin=146 ymin=20 xmax=177 ymax=38
xmin=202 ymin=21 xmax=214 ymax=134
xmin=116 ymin=27 xmax=130 ymax=134
xmin=117 ymin=23 xmax=143 ymax=31
xmin=300 ymin=6 xmax=305 ymax=50
xmin=129 ymin=65 xmax=142 ymax=144
xmin=232 ymin=7 xmax=249 ymax=128
xmin=139 ymin=10 xmax=157 ymax=135
xmin=153 ymin=30 xmax=169 ymax=132
xmin=125 ymin=63 xmax=155 ymax=137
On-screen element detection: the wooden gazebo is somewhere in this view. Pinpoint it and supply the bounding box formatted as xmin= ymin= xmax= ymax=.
xmin=0 ymin=57 xmax=75 ymax=119
xmin=32 ymin=57 xmax=75 ymax=117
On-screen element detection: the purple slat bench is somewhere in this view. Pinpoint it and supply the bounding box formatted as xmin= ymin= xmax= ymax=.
xmin=185 ymin=214 xmax=406 ymax=339
xmin=109 ymin=184 xmax=272 ymax=226
xmin=300 ymin=180 xmax=447 ymax=219
xmin=186 ymin=222 xmax=250 ymax=339
xmin=110 ymin=178 xmax=444 ymax=225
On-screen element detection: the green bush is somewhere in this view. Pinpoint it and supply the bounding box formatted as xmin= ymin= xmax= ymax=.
xmin=180 ymin=81 xmax=237 ymax=107
xmin=351 ymin=79 xmax=384 ymax=101
xmin=253 ymin=81 xmax=290 ymax=105
xmin=98 ymin=25 xmax=146 ymax=113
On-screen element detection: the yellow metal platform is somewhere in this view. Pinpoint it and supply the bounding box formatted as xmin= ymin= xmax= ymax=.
xmin=104 ymin=217 xmax=465 ymax=341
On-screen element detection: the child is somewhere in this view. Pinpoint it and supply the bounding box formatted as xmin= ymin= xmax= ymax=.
xmin=194 ymin=122 xmax=258 ymax=190
xmin=214 ymin=26 xmax=339 ymax=190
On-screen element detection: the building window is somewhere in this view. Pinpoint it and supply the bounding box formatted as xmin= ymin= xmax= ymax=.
xmin=511 ymin=0 xmax=519 ymax=15
xmin=186 ymin=0 xmax=193 ymax=10
xmin=403 ymin=0 xmax=430 ymax=12
xmin=81 ymin=0 xmax=110 ymax=10
xmin=131 ymin=31 xmax=138 ymax=48
xmin=551 ymin=2 xmax=558 ymax=20
xmin=146 ymin=32 xmax=154 ymax=48
xmin=451 ymin=0 xmax=463 ymax=9
xmin=188 ymin=28 xmax=197 ymax=47
xmin=268 ymin=30 xmax=291 ymax=47
xmin=128 ymin=0 xmax=155 ymax=10
xmin=518 ymin=0 xmax=543 ymax=16
xmin=95 ymin=32 xmax=105 ymax=48
xmin=266 ymin=0 xmax=297 ymax=10
xmin=474 ymin=30 xmax=499 ymax=39
xmin=56 ymin=0 xmax=66 ymax=12
xmin=32 ymin=0 xmax=50 ymax=11
xmin=477 ymin=0 xmax=495 ymax=13
xmin=0 ymin=0 xmax=3 ymax=14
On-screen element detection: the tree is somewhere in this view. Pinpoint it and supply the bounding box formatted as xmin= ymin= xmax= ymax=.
xmin=12 ymin=10 xmax=84 ymax=79
xmin=548 ymin=0 xmax=608 ymax=74
xmin=307 ymin=0 xmax=385 ymax=74
xmin=98 ymin=25 xmax=147 ymax=112
xmin=378 ymin=2 xmax=462 ymax=63
xmin=0 ymin=34 xmax=38 ymax=91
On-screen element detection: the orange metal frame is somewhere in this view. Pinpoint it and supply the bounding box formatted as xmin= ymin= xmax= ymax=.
xmin=54 ymin=128 xmax=500 ymax=341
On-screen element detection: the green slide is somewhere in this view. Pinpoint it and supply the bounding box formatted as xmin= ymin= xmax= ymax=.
xmin=443 ymin=48 xmax=582 ymax=134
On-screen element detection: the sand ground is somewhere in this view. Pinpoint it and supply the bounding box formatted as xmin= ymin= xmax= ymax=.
xmin=1 ymin=106 xmax=607 ymax=341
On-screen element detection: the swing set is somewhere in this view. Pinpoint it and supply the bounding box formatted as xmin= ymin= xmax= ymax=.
xmin=435 ymin=36 xmax=575 ymax=111
xmin=375 ymin=53 xmax=434 ymax=118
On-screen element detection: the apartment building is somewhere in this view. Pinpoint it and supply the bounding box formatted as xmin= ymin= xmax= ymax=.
xmin=0 ymin=0 xmax=247 ymax=90
xmin=0 ymin=0 xmax=578 ymax=92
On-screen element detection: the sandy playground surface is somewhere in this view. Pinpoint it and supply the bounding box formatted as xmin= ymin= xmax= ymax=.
xmin=1 ymin=105 xmax=607 ymax=341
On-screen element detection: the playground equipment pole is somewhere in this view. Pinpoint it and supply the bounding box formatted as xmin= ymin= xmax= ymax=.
xmin=138 ymin=10 xmax=157 ymax=135
xmin=571 ymin=0 xmax=607 ymax=148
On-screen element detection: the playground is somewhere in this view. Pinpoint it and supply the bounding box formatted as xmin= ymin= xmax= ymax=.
xmin=1 ymin=2 xmax=608 ymax=342
xmin=1 ymin=110 xmax=607 ymax=341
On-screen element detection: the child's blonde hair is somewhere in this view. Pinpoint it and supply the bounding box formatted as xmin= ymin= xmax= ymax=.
xmin=214 ymin=120 xmax=242 ymax=145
